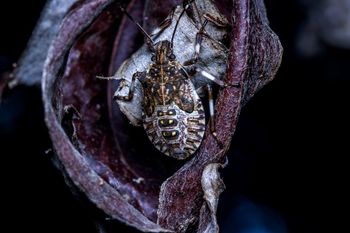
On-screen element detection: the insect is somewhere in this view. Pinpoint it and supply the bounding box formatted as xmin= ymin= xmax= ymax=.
xmin=99 ymin=0 xmax=235 ymax=159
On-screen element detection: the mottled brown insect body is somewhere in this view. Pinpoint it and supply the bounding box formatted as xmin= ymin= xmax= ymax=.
xmin=140 ymin=41 xmax=205 ymax=159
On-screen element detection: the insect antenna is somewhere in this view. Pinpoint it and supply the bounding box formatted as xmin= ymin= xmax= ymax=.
xmin=170 ymin=0 xmax=194 ymax=48
xmin=119 ymin=5 xmax=155 ymax=51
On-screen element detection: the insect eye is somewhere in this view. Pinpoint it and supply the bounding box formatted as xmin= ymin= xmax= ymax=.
xmin=169 ymin=54 xmax=176 ymax=60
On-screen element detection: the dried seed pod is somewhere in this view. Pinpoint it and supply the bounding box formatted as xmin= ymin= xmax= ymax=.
xmin=111 ymin=0 xmax=229 ymax=126
xmin=42 ymin=0 xmax=282 ymax=232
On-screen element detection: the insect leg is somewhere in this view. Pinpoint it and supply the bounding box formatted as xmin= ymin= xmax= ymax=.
xmin=195 ymin=85 xmax=206 ymax=96
xmin=202 ymin=13 xmax=230 ymax=28
xmin=97 ymin=74 xmax=130 ymax=90
xmin=183 ymin=7 xmax=231 ymax=67
xmin=196 ymin=68 xmax=224 ymax=86
xmin=170 ymin=0 xmax=194 ymax=48
xmin=192 ymin=67 xmax=241 ymax=88
xmin=206 ymin=84 xmax=224 ymax=148
xmin=113 ymin=71 xmax=145 ymax=101
xmin=96 ymin=75 xmax=120 ymax=80
xmin=207 ymin=84 xmax=215 ymax=133
xmin=183 ymin=19 xmax=208 ymax=66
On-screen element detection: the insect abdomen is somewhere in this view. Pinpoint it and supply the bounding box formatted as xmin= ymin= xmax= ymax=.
xmin=143 ymin=103 xmax=205 ymax=159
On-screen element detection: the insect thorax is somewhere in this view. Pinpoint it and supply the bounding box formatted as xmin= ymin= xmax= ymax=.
xmin=141 ymin=58 xmax=194 ymax=117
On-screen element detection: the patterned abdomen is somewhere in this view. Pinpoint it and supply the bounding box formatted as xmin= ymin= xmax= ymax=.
xmin=143 ymin=102 xmax=205 ymax=159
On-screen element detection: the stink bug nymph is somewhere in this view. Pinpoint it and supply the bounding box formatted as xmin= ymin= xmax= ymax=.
xmin=138 ymin=40 xmax=206 ymax=159
xmin=98 ymin=1 xmax=234 ymax=159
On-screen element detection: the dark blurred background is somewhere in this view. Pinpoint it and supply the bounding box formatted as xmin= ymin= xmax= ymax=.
xmin=0 ymin=1 xmax=348 ymax=232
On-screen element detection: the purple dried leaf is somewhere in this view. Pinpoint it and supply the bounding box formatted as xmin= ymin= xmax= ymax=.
xmin=42 ymin=0 xmax=282 ymax=232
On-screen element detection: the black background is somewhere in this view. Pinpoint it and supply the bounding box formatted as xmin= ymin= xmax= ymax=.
xmin=0 ymin=1 xmax=347 ymax=232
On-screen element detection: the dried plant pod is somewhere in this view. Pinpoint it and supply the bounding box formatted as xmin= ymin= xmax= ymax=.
xmin=42 ymin=0 xmax=282 ymax=232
